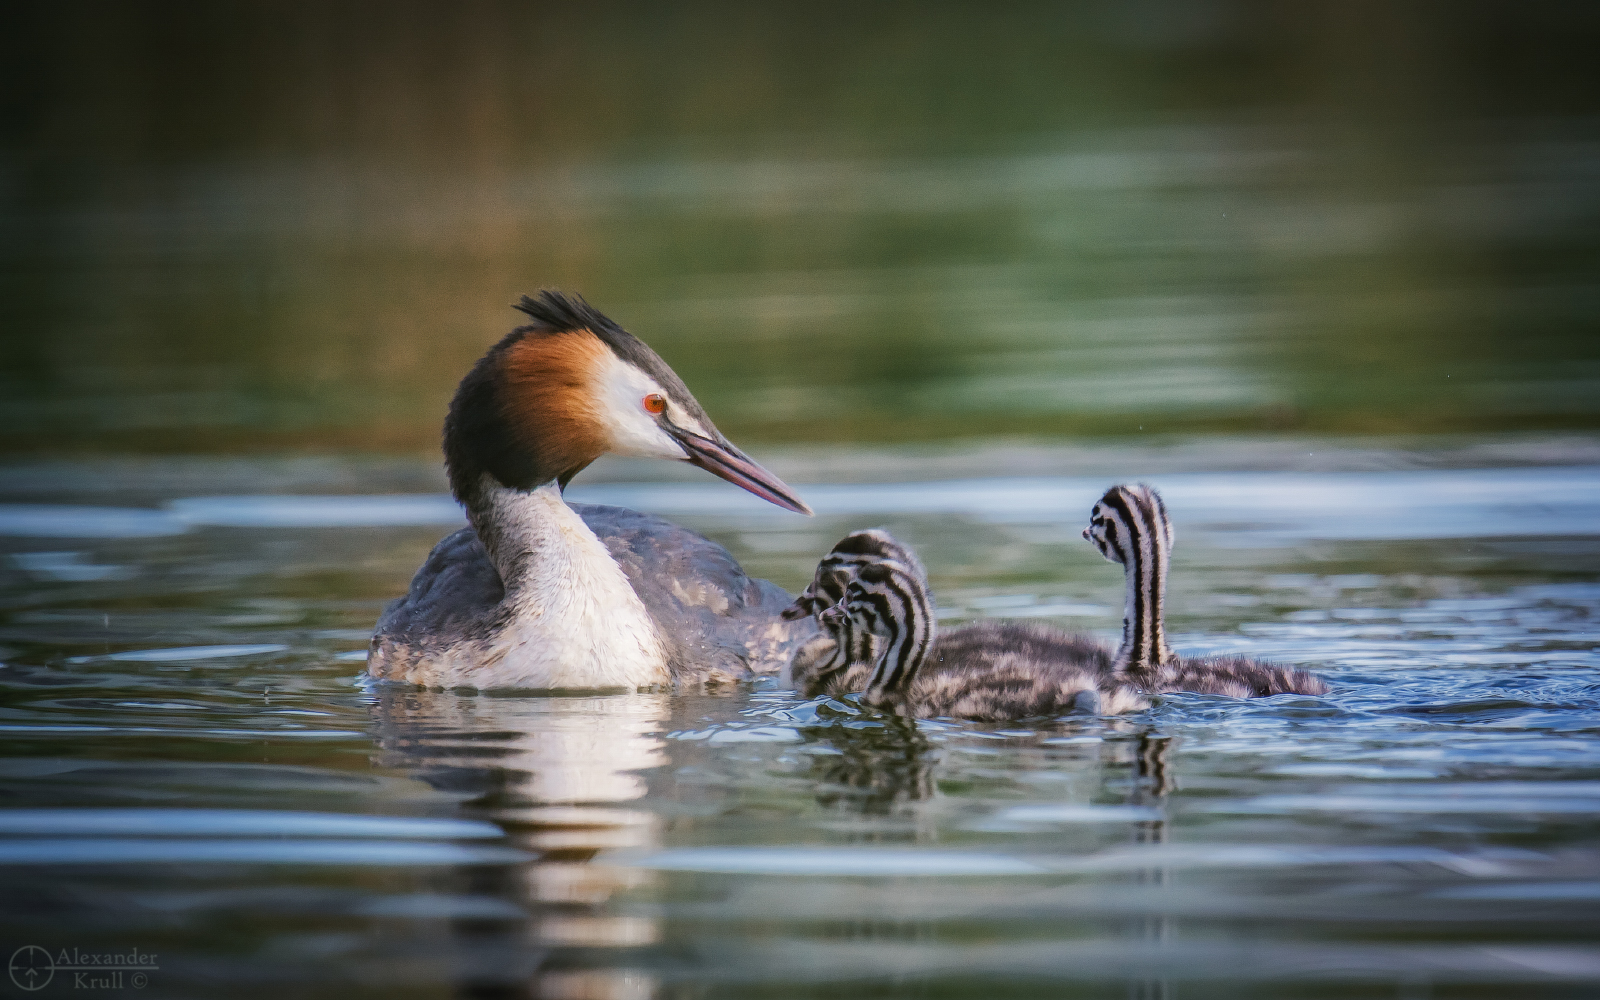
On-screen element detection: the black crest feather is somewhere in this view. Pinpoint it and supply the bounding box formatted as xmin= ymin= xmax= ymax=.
xmin=443 ymin=290 xmax=724 ymax=505
xmin=512 ymin=291 xmax=621 ymax=336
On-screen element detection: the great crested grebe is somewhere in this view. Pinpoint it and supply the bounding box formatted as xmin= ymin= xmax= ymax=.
xmin=777 ymin=528 xmax=921 ymax=695
xmin=368 ymin=292 xmax=816 ymax=691
xmin=803 ymin=484 xmax=1326 ymax=720
xmin=1084 ymin=483 xmax=1328 ymax=697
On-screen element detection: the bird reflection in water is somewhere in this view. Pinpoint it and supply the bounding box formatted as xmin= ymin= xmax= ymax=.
xmin=1130 ymin=729 xmax=1175 ymax=1000
xmin=1132 ymin=730 xmax=1175 ymax=844
xmin=370 ymin=689 xmax=666 ymax=1000
xmin=800 ymin=712 xmax=938 ymax=824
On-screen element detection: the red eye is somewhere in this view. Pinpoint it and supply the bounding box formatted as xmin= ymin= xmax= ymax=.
xmin=642 ymin=393 xmax=667 ymax=415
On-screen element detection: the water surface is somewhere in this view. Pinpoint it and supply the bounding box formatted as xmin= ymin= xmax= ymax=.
xmin=1 ymin=443 xmax=1597 ymax=997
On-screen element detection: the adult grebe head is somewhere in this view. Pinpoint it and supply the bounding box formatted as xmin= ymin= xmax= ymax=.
xmin=443 ymin=290 xmax=811 ymax=515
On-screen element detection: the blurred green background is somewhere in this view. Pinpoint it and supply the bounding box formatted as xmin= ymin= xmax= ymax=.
xmin=3 ymin=1 xmax=1598 ymax=454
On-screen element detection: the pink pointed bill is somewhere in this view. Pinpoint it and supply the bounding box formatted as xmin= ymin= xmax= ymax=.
xmin=671 ymin=430 xmax=813 ymax=516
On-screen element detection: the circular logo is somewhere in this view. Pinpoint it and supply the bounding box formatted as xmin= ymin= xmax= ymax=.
xmin=8 ymin=946 xmax=54 ymax=991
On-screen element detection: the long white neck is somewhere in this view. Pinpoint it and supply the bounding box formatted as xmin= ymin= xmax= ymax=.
xmin=467 ymin=478 xmax=669 ymax=690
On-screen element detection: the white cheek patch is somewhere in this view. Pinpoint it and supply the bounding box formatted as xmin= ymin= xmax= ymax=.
xmin=593 ymin=354 xmax=707 ymax=460
xmin=663 ymin=401 xmax=710 ymax=440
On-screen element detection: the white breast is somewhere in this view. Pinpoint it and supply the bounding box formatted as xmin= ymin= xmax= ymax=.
xmin=378 ymin=482 xmax=670 ymax=690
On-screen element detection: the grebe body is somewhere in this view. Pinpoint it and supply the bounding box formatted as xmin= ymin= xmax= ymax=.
xmin=786 ymin=529 xmax=1126 ymax=716
xmin=368 ymin=292 xmax=814 ymax=691
xmin=818 ymin=559 xmax=1138 ymax=720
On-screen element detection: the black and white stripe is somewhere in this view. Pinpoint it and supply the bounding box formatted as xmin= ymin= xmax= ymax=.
xmin=830 ymin=560 xmax=936 ymax=707
xmin=803 ymin=593 xmax=881 ymax=694
xmin=1083 ymin=484 xmax=1175 ymax=670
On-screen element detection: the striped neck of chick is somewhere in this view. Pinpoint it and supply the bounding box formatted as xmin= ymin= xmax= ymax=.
xmin=801 ymin=600 xmax=881 ymax=695
xmin=823 ymin=559 xmax=935 ymax=711
xmin=781 ymin=529 xmax=924 ymax=622
xmin=1083 ymin=484 xmax=1176 ymax=672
